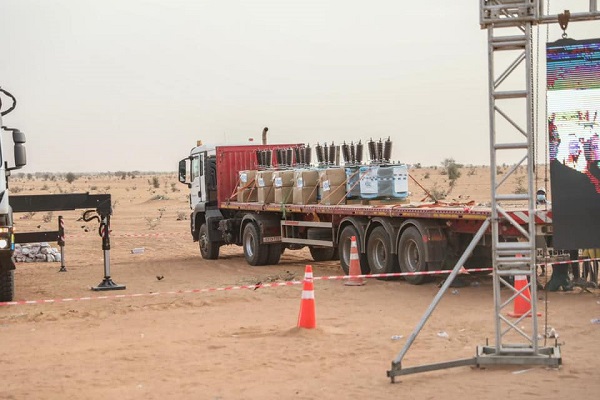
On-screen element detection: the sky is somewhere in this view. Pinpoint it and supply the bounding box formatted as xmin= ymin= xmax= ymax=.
xmin=1 ymin=0 xmax=599 ymax=173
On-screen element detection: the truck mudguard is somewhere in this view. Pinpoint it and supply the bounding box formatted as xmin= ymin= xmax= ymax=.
xmin=241 ymin=213 xmax=281 ymax=244
xmin=204 ymin=208 xmax=224 ymax=242
xmin=397 ymin=219 xmax=448 ymax=271
xmin=337 ymin=217 xmax=369 ymax=253
xmin=365 ymin=217 xmax=401 ymax=255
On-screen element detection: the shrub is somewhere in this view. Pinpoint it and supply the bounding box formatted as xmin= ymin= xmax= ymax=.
xmin=441 ymin=158 xmax=462 ymax=182
xmin=429 ymin=183 xmax=446 ymax=201
xmin=42 ymin=212 xmax=53 ymax=223
xmin=66 ymin=172 xmax=77 ymax=184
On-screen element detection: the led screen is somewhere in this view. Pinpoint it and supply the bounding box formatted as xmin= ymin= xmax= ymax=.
xmin=547 ymin=38 xmax=600 ymax=249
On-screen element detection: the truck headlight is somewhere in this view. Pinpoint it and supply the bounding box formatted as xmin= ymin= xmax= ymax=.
xmin=0 ymin=239 xmax=8 ymax=249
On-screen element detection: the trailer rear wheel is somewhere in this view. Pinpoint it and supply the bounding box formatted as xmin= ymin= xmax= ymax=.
xmin=0 ymin=269 xmax=14 ymax=302
xmin=339 ymin=225 xmax=368 ymax=275
xmin=266 ymin=244 xmax=282 ymax=265
xmin=309 ymin=246 xmax=337 ymax=262
xmin=199 ymin=223 xmax=220 ymax=260
xmin=306 ymin=228 xmax=337 ymax=262
xmin=243 ymin=223 xmax=268 ymax=266
xmin=398 ymin=226 xmax=428 ymax=284
xmin=367 ymin=226 xmax=399 ymax=279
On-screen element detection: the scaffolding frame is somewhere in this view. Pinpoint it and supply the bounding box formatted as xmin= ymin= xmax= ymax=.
xmin=388 ymin=0 xmax=600 ymax=381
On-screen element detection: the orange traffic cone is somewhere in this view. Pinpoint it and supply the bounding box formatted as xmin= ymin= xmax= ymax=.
xmin=508 ymin=275 xmax=541 ymax=318
xmin=297 ymin=265 xmax=316 ymax=329
xmin=345 ymin=236 xmax=365 ymax=286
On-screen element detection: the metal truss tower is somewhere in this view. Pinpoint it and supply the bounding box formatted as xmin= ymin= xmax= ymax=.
xmin=479 ymin=0 xmax=599 ymax=365
xmin=388 ymin=0 xmax=600 ymax=381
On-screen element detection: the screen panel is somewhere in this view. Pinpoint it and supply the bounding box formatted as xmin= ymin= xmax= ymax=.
xmin=547 ymin=38 xmax=600 ymax=249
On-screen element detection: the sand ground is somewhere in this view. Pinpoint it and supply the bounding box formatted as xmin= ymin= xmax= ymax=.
xmin=1 ymin=169 xmax=599 ymax=400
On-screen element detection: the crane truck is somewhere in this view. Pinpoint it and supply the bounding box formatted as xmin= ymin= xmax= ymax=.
xmin=178 ymin=139 xmax=553 ymax=283
xmin=0 ymin=87 xmax=27 ymax=301
xmin=0 ymin=87 xmax=119 ymax=302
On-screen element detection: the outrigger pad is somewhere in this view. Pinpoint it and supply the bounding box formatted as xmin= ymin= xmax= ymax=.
xmin=92 ymin=277 xmax=126 ymax=291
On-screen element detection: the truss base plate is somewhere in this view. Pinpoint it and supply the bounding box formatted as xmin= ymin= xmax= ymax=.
xmin=476 ymin=345 xmax=562 ymax=367
xmin=92 ymin=277 xmax=126 ymax=291
xmin=387 ymin=344 xmax=561 ymax=382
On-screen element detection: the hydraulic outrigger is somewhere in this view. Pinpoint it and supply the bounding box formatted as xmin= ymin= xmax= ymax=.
xmin=10 ymin=193 xmax=125 ymax=292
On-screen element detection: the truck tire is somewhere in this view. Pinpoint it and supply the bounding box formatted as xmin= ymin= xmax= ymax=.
xmin=0 ymin=269 xmax=14 ymax=303
xmin=338 ymin=225 xmax=369 ymax=275
xmin=367 ymin=226 xmax=399 ymax=279
xmin=199 ymin=223 xmax=220 ymax=260
xmin=309 ymin=246 xmax=337 ymax=262
xmin=266 ymin=244 xmax=282 ymax=265
xmin=306 ymin=228 xmax=337 ymax=262
xmin=398 ymin=226 xmax=428 ymax=284
xmin=243 ymin=223 xmax=268 ymax=266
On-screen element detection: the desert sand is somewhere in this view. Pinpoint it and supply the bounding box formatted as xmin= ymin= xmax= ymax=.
xmin=1 ymin=168 xmax=599 ymax=400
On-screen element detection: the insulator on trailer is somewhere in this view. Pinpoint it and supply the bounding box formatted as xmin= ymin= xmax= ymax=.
xmin=350 ymin=141 xmax=356 ymax=164
xmin=298 ymin=146 xmax=305 ymax=166
xmin=342 ymin=142 xmax=350 ymax=163
xmin=329 ymin=142 xmax=336 ymax=166
xmin=286 ymin=148 xmax=294 ymax=168
xmin=315 ymin=143 xmax=323 ymax=163
xmin=335 ymin=145 xmax=340 ymax=166
xmin=368 ymin=138 xmax=376 ymax=162
xmin=305 ymin=144 xmax=312 ymax=166
xmin=266 ymin=150 xmax=273 ymax=168
xmin=281 ymin=148 xmax=288 ymax=168
xmin=276 ymin=149 xmax=283 ymax=168
xmin=323 ymin=142 xmax=329 ymax=164
xmin=356 ymin=140 xmax=364 ymax=164
xmin=383 ymin=136 xmax=392 ymax=163
xmin=256 ymin=150 xmax=262 ymax=169
xmin=294 ymin=147 xmax=301 ymax=167
xmin=263 ymin=150 xmax=269 ymax=168
xmin=376 ymin=138 xmax=383 ymax=163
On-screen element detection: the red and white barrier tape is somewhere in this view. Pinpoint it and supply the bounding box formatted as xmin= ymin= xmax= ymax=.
xmin=64 ymin=232 xmax=188 ymax=239
xmin=0 ymin=267 xmax=490 ymax=307
xmin=3 ymin=259 xmax=598 ymax=307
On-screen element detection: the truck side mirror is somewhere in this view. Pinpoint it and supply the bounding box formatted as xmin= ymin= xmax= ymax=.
xmin=12 ymin=129 xmax=26 ymax=144
xmin=5 ymin=129 xmax=26 ymax=170
xmin=14 ymin=142 xmax=26 ymax=168
xmin=178 ymin=159 xmax=191 ymax=187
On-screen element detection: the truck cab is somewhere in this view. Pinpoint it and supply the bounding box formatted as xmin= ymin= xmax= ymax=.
xmin=179 ymin=141 xmax=217 ymax=215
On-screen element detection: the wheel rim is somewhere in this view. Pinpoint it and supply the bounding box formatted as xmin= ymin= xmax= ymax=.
xmin=342 ymin=237 xmax=351 ymax=266
xmin=244 ymin=233 xmax=255 ymax=258
xmin=373 ymin=239 xmax=387 ymax=269
xmin=405 ymin=239 xmax=420 ymax=272
xmin=200 ymin=233 xmax=208 ymax=253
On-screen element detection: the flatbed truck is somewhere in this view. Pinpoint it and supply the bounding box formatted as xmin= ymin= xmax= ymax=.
xmin=179 ymin=141 xmax=552 ymax=283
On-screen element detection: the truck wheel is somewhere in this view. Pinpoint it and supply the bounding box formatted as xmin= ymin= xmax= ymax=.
xmin=367 ymin=226 xmax=399 ymax=279
xmin=243 ymin=223 xmax=268 ymax=266
xmin=398 ymin=226 xmax=428 ymax=284
xmin=338 ymin=225 xmax=369 ymax=275
xmin=0 ymin=269 xmax=14 ymax=302
xmin=309 ymin=246 xmax=336 ymax=262
xmin=199 ymin=223 xmax=220 ymax=260
xmin=266 ymin=244 xmax=282 ymax=265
